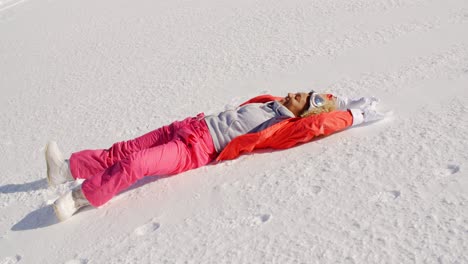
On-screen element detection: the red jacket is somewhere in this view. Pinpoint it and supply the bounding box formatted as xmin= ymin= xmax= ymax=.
xmin=216 ymin=94 xmax=354 ymax=161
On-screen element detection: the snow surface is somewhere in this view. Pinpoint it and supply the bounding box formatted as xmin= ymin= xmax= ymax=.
xmin=1 ymin=0 xmax=467 ymax=263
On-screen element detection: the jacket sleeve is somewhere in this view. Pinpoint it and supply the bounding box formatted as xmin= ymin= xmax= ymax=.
xmin=216 ymin=110 xmax=354 ymax=161
xmin=262 ymin=110 xmax=354 ymax=149
xmin=239 ymin=94 xmax=284 ymax=106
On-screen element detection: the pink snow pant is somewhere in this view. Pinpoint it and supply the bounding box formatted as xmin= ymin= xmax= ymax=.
xmin=69 ymin=113 xmax=217 ymax=207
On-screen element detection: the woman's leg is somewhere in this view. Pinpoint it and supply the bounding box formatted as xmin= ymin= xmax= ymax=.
xmin=69 ymin=121 xmax=179 ymax=180
xmin=81 ymin=138 xmax=213 ymax=207
xmin=80 ymin=116 xmax=216 ymax=207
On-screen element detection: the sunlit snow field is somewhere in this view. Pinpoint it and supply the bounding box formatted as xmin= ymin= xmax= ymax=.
xmin=1 ymin=0 xmax=467 ymax=263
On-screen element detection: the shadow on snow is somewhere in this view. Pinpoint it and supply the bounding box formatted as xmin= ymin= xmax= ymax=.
xmin=0 ymin=178 xmax=47 ymax=194
xmin=11 ymin=205 xmax=59 ymax=231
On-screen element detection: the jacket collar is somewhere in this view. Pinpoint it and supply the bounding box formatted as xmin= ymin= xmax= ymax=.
xmin=267 ymin=101 xmax=296 ymax=118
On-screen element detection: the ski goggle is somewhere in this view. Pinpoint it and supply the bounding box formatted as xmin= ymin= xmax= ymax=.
xmin=307 ymin=90 xmax=326 ymax=110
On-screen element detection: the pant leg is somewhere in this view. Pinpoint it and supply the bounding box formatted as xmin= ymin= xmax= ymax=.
xmin=81 ymin=117 xmax=216 ymax=207
xmin=69 ymin=120 xmax=178 ymax=180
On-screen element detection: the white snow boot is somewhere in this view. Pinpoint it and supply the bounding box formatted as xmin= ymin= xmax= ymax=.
xmin=45 ymin=141 xmax=74 ymax=186
xmin=53 ymin=187 xmax=90 ymax=222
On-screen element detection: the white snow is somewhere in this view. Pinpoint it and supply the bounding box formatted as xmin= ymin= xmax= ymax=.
xmin=1 ymin=0 xmax=467 ymax=263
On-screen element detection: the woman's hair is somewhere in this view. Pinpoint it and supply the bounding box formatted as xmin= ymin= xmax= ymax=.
xmin=300 ymin=96 xmax=337 ymax=118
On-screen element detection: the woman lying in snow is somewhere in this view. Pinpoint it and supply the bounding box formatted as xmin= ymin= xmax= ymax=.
xmin=45 ymin=91 xmax=386 ymax=221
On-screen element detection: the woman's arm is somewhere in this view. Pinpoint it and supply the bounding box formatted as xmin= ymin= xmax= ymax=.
xmin=216 ymin=110 xmax=354 ymax=161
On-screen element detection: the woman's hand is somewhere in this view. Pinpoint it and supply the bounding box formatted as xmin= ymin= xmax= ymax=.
xmin=362 ymin=102 xmax=387 ymax=123
xmin=336 ymin=96 xmax=379 ymax=110
xmin=348 ymin=97 xmax=392 ymax=126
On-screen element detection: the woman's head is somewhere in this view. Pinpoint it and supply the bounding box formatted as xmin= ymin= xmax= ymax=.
xmin=300 ymin=93 xmax=337 ymax=117
xmin=279 ymin=91 xmax=337 ymax=117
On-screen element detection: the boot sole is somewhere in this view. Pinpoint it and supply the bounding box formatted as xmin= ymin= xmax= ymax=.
xmin=45 ymin=142 xmax=71 ymax=187
xmin=45 ymin=143 xmax=53 ymax=187
xmin=52 ymin=202 xmax=66 ymax=222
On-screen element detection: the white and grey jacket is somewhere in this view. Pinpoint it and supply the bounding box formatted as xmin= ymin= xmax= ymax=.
xmin=204 ymin=101 xmax=295 ymax=153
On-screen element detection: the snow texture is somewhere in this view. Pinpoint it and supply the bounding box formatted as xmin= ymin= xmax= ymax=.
xmin=1 ymin=0 xmax=467 ymax=263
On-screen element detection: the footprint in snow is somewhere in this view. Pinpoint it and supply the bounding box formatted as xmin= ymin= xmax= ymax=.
xmin=446 ymin=164 xmax=460 ymax=174
xmin=253 ymin=214 xmax=271 ymax=225
xmin=0 ymin=255 xmax=21 ymax=264
xmin=134 ymin=220 xmax=160 ymax=236
xmin=311 ymin=185 xmax=322 ymax=194
xmin=371 ymin=190 xmax=401 ymax=203
xmin=434 ymin=164 xmax=460 ymax=177
xmin=387 ymin=190 xmax=401 ymax=199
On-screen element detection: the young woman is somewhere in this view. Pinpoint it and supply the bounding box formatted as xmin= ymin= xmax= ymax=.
xmin=45 ymin=91 xmax=385 ymax=221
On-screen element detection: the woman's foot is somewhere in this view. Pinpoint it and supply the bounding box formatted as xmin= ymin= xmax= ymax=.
xmin=45 ymin=141 xmax=74 ymax=186
xmin=53 ymin=187 xmax=90 ymax=221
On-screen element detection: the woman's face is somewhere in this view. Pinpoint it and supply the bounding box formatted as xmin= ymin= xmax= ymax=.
xmin=279 ymin=92 xmax=311 ymax=117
